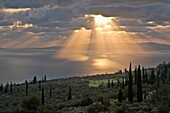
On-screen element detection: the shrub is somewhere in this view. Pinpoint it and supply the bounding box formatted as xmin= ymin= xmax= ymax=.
xmin=80 ymin=97 xmax=93 ymax=106
xmin=86 ymin=104 xmax=107 ymax=113
xmin=94 ymin=95 xmax=110 ymax=106
xmin=21 ymin=96 xmax=40 ymax=111
xmin=67 ymin=97 xmax=93 ymax=107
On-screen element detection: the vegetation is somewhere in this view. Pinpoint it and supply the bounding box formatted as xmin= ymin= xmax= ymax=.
xmin=68 ymin=86 xmax=72 ymax=100
xmin=128 ymin=62 xmax=133 ymax=102
xmin=137 ymin=65 xmax=142 ymax=102
xmin=0 ymin=62 xmax=169 ymax=113
xmin=41 ymin=88 xmax=44 ymax=105
xmin=21 ymin=96 xmax=40 ymax=111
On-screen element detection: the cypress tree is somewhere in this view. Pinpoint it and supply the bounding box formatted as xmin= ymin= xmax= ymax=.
xmin=157 ymin=75 xmax=160 ymax=88
xmin=33 ymin=76 xmax=37 ymax=84
xmin=50 ymin=86 xmax=52 ymax=97
xmin=137 ymin=65 xmax=143 ymax=102
xmin=111 ymin=80 xmax=114 ymax=88
xmin=145 ymin=71 xmax=148 ymax=83
xmin=107 ymin=79 xmax=110 ymax=88
xmin=117 ymin=79 xmax=120 ymax=88
xmin=168 ymin=71 xmax=170 ymax=81
xmin=0 ymin=84 xmax=3 ymax=92
xmin=157 ymin=70 xmax=160 ymax=88
xmin=161 ymin=71 xmax=165 ymax=84
xmin=150 ymin=68 xmax=155 ymax=84
xmin=39 ymin=80 xmax=41 ymax=90
xmin=144 ymin=92 xmax=147 ymax=99
xmin=10 ymin=82 xmax=13 ymax=94
xmin=42 ymin=88 xmax=44 ymax=105
xmin=128 ymin=62 xmax=133 ymax=102
xmin=164 ymin=65 xmax=168 ymax=75
xmin=68 ymin=86 xmax=72 ymax=100
xmin=125 ymin=78 xmax=128 ymax=86
xmin=142 ymin=67 xmax=145 ymax=83
xmin=134 ymin=66 xmax=137 ymax=84
xmin=25 ymin=80 xmax=28 ymax=96
xmin=122 ymin=78 xmax=125 ymax=89
xmin=44 ymin=75 xmax=46 ymax=82
xmin=4 ymin=82 xmax=9 ymax=93
xmin=118 ymin=89 xmax=122 ymax=102
xmin=157 ymin=69 xmax=160 ymax=78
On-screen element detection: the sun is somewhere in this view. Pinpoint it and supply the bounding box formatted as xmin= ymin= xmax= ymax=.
xmin=94 ymin=15 xmax=112 ymax=24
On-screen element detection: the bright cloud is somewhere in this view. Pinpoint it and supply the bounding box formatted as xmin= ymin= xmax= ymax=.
xmin=1 ymin=8 xmax=31 ymax=13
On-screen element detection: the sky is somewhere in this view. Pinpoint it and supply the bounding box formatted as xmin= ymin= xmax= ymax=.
xmin=0 ymin=0 xmax=170 ymax=48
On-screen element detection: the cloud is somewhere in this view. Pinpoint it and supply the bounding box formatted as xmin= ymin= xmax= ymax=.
xmin=0 ymin=0 xmax=170 ymax=48
xmin=0 ymin=0 xmax=81 ymax=8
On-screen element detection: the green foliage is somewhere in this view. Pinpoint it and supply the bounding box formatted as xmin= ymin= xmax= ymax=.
xmin=122 ymin=78 xmax=125 ymax=89
xmin=25 ymin=80 xmax=28 ymax=96
xmin=59 ymin=97 xmax=93 ymax=108
xmin=0 ymin=62 xmax=169 ymax=112
xmin=145 ymin=71 xmax=148 ymax=83
xmin=158 ymin=96 xmax=170 ymax=113
xmin=111 ymin=80 xmax=114 ymax=88
xmin=41 ymin=88 xmax=44 ymax=105
xmin=10 ymin=82 xmax=13 ymax=94
xmin=107 ymin=79 xmax=110 ymax=88
xmin=86 ymin=104 xmax=107 ymax=113
xmin=49 ymin=86 xmax=52 ymax=97
xmin=134 ymin=66 xmax=137 ymax=84
xmin=0 ymin=84 xmax=3 ymax=92
xmin=101 ymin=97 xmax=110 ymax=106
xmin=4 ymin=82 xmax=9 ymax=93
xmin=149 ymin=68 xmax=156 ymax=84
xmin=168 ymin=71 xmax=170 ymax=81
xmin=38 ymin=81 xmax=41 ymax=90
xmin=128 ymin=62 xmax=133 ymax=102
xmin=142 ymin=67 xmax=145 ymax=83
xmin=116 ymin=108 xmax=126 ymax=113
xmin=95 ymin=95 xmax=103 ymax=102
xmin=137 ymin=65 xmax=143 ymax=102
xmin=80 ymin=97 xmax=93 ymax=106
xmin=68 ymin=86 xmax=72 ymax=100
xmin=21 ymin=96 xmax=40 ymax=111
xmin=118 ymin=89 xmax=122 ymax=102
xmin=117 ymin=79 xmax=120 ymax=88
xmin=33 ymin=76 xmax=37 ymax=84
xmin=44 ymin=75 xmax=47 ymax=82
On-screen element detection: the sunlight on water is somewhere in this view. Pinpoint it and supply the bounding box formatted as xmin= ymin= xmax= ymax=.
xmin=92 ymin=58 xmax=113 ymax=69
xmin=0 ymin=49 xmax=170 ymax=83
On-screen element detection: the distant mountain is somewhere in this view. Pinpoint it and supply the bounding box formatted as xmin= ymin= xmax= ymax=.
xmin=0 ymin=42 xmax=169 ymax=50
xmin=139 ymin=42 xmax=170 ymax=50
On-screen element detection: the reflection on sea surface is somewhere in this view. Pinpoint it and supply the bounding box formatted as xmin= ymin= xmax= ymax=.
xmin=0 ymin=48 xmax=170 ymax=83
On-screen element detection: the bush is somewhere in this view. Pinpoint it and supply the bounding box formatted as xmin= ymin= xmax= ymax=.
xmin=101 ymin=97 xmax=110 ymax=106
xmin=95 ymin=95 xmax=110 ymax=106
xmin=21 ymin=96 xmax=40 ymax=111
xmin=86 ymin=104 xmax=107 ymax=113
xmin=80 ymin=97 xmax=93 ymax=106
xmin=67 ymin=97 xmax=93 ymax=107
xmin=117 ymin=108 xmax=126 ymax=113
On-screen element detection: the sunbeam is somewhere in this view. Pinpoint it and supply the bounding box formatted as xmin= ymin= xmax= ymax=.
xmin=57 ymin=27 xmax=91 ymax=61
xmin=57 ymin=14 xmax=145 ymax=69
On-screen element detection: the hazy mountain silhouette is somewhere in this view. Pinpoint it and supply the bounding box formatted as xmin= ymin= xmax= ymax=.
xmin=0 ymin=42 xmax=170 ymax=50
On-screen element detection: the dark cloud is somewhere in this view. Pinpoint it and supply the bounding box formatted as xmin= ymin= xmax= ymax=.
xmin=81 ymin=3 xmax=170 ymax=20
xmin=0 ymin=0 xmax=170 ymax=48
xmin=0 ymin=0 xmax=80 ymax=8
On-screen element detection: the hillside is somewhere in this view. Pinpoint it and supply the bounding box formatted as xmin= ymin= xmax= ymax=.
xmin=0 ymin=62 xmax=170 ymax=113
